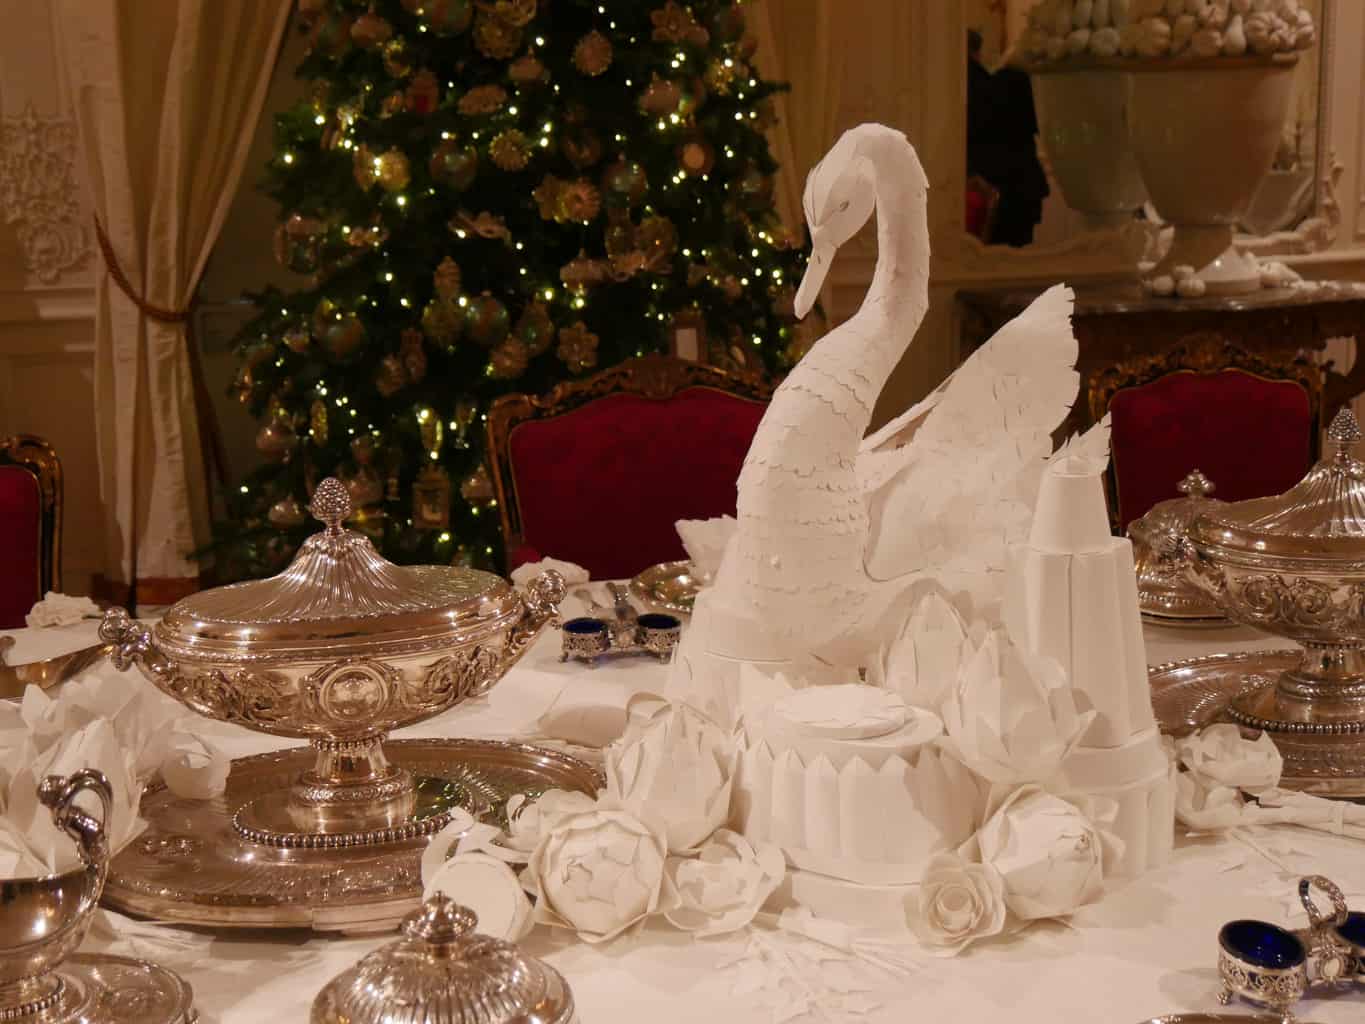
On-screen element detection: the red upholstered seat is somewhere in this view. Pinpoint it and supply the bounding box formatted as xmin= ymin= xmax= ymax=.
xmin=0 ymin=465 xmax=42 ymax=628
xmin=1109 ymin=368 xmax=1314 ymax=531
xmin=507 ymin=387 xmax=766 ymax=579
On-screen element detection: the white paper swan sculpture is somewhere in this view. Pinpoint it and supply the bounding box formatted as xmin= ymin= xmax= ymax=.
xmin=670 ymin=124 xmax=1082 ymax=718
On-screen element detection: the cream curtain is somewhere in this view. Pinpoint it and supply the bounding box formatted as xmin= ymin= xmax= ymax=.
xmin=751 ymin=0 xmax=849 ymax=235
xmin=52 ymin=0 xmax=290 ymax=605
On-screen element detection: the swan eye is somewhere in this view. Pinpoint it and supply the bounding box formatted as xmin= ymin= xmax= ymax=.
xmin=838 ymin=200 xmax=850 ymax=212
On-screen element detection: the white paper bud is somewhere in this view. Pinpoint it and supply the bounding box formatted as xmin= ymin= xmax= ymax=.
xmin=1136 ymin=16 xmax=1173 ymax=56
xmin=1223 ymin=12 xmax=1248 ymax=51
xmin=1200 ymin=0 xmax=1230 ymax=28
xmin=1190 ymin=26 xmax=1223 ymax=54
xmin=1245 ymin=10 xmax=1277 ymax=51
xmin=1089 ymin=25 xmax=1122 ymax=55
xmin=1176 ymin=723 xmax=1282 ymax=794
xmin=1171 ymin=12 xmax=1197 ymax=51
xmin=1148 ymin=274 xmax=1176 ymax=296
xmin=1176 ymin=275 xmax=1207 ymax=298
xmin=1066 ymin=27 xmax=1093 ymax=54
xmin=1045 ymin=35 xmax=1069 ymax=60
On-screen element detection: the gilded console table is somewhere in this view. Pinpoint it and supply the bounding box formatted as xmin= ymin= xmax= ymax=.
xmin=957 ymin=281 xmax=1365 ymax=437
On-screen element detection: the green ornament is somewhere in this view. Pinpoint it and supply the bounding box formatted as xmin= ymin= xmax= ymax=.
xmin=465 ymin=292 xmax=510 ymax=348
xmin=429 ymin=140 xmax=478 ymax=191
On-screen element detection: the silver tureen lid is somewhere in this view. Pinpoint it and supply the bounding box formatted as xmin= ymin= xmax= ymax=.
xmin=156 ymin=478 xmax=521 ymax=663
xmin=1188 ymin=408 xmax=1365 ymax=564
xmin=311 ymin=895 xmax=575 ymax=1024
xmin=1128 ymin=469 xmax=1226 ymax=622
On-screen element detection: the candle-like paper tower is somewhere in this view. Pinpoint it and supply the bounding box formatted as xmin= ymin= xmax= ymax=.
xmin=1004 ymin=420 xmax=1174 ymax=877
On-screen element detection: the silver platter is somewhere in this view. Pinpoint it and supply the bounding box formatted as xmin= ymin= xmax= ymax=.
xmin=33 ymin=954 xmax=197 ymax=1024
xmin=1139 ymin=1016 xmax=1319 ymax=1024
xmin=1141 ymin=611 xmax=1232 ymax=630
xmin=102 ymin=738 xmax=601 ymax=935
xmin=629 ymin=560 xmax=703 ymax=615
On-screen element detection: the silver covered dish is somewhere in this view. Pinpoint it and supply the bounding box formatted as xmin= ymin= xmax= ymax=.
xmin=311 ymin=895 xmax=575 ymax=1024
xmin=1128 ymin=469 xmax=1227 ymax=625
xmin=99 ymin=477 xmax=565 ymax=846
xmin=1178 ymin=408 xmax=1365 ymax=795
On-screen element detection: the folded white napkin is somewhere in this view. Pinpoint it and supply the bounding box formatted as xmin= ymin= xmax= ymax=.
xmin=25 ymin=592 xmax=101 ymax=628
xmin=675 ymin=516 xmax=735 ymax=580
xmin=510 ymin=558 xmax=589 ymax=588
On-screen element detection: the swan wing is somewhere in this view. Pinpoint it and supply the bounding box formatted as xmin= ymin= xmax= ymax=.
xmin=860 ymin=283 xmax=1080 ymax=586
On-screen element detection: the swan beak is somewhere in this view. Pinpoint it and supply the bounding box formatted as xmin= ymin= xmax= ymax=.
xmin=794 ymin=240 xmax=834 ymax=320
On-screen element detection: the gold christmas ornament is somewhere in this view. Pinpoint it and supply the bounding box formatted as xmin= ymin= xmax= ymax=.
xmin=376 ymin=147 xmax=412 ymax=191
xmin=310 ymin=398 xmax=329 ymax=444
xmin=433 ymin=256 xmax=463 ymax=298
xmin=401 ymin=327 xmax=428 ymax=382
xmin=412 ymin=463 xmax=452 ymax=530
xmin=532 ymin=175 xmax=564 ymax=221
xmin=483 ymin=0 xmax=537 ymax=27
xmin=256 ymin=416 xmax=298 ymax=463
xmin=422 ymin=0 xmax=474 ymax=35
xmin=375 ymin=353 xmax=407 ymax=397
xmin=556 ymin=320 xmax=600 ymax=373
xmin=284 ymin=326 xmax=312 ymax=354
xmin=460 ymin=462 xmax=495 ymax=505
xmin=572 ymin=31 xmax=613 ymax=76
xmin=704 ymin=58 xmax=737 ymax=95
xmin=473 ymin=10 xmax=522 ymax=58
xmin=488 ymin=129 xmax=531 ymax=172
xmin=382 ymin=37 xmax=413 ymax=77
xmin=677 ymin=137 xmax=715 ymax=177
xmin=320 ymin=313 xmax=367 ymax=361
xmin=638 ymin=75 xmax=683 ymax=117
xmin=601 ymin=158 xmax=648 ymax=206
xmin=405 ymin=70 xmax=440 ymax=113
xmin=421 ymin=296 xmax=464 ymax=345
xmin=272 ymin=212 xmax=324 ymax=275
xmin=558 ymin=179 xmax=602 ymax=224
xmin=429 ymin=140 xmax=478 ymax=190
xmin=350 ymin=8 xmax=393 ymax=48
xmin=465 ymin=292 xmax=510 ymax=347
xmin=457 ymin=83 xmax=507 ymax=116
xmin=352 ymin=144 xmax=378 ymax=189
xmin=559 ymin=250 xmax=608 ymax=291
xmin=508 ymin=53 xmax=547 ymax=86
xmin=514 ymin=300 xmax=554 ymax=355
xmin=608 ymin=250 xmax=649 ymax=280
xmin=560 ymin=130 xmax=602 ymax=169
xmin=651 ymin=1 xmax=708 ymax=45
xmin=488 ymin=337 xmax=530 ymax=379
xmin=637 ymin=214 xmax=678 ymax=261
xmin=267 ymin=494 xmax=308 ymax=528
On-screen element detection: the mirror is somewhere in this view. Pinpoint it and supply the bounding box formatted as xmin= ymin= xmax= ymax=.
xmin=962 ymin=0 xmax=1328 ymax=250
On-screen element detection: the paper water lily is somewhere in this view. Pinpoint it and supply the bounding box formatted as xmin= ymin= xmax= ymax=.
xmin=940 ymin=628 xmax=1093 ymax=785
xmin=605 ymin=697 xmax=737 ymax=854
xmin=523 ymin=805 xmax=676 ymax=943
xmin=1175 ymin=724 xmax=1282 ymax=796
xmin=869 ymin=590 xmax=971 ymax=713
xmin=664 ymin=829 xmax=785 ymax=937
xmin=975 ymin=786 xmax=1121 ymax=921
xmin=911 ymin=852 xmax=1008 ymax=956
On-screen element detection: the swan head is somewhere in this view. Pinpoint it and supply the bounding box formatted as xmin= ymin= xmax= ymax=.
xmin=794 ymin=130 xmax=879 ymax=319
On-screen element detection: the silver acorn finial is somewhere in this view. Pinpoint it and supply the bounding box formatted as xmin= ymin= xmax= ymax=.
xmin=309 ymin=477 xmax=352 ymax=534
xmin=1178 ymin=469 xmax=1215 ymax=498
xmin=1327 ymin=407 xmax=1362 ymax=450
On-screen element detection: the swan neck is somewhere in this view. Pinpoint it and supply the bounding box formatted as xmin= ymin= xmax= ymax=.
xmin=864 ymin=143 xmax=928 ymax=306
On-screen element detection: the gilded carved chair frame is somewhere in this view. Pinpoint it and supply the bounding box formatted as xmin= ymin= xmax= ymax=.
xmin=1087 ymin=333 xmax=1323 ymax=531
xmin=485 ymin=354 xmax=774 ymax=568
xmin=0 ymin=434 xmax=64 ymax=599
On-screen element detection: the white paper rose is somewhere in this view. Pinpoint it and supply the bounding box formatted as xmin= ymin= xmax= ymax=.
xmin=504 ymin=788 xmax=599 ymax=855
xmin=24 ymin=592 xmax=101 ymax=628
xmin=524 ymin=805 xmax=676 ymax=943
xmin=605 ymin=697 xmax=736 ymax=854
xmin=911 ymin=853 xmax=1008 ymax=956
xmin=941 ymin=628 xmax=1092 ymax=786
xmin=424 ymin=851 xmax=534 ymax=941
xmin=1176 ymin=723 xmax=1282 ymax=796
xmin=663 ymin=830 xmax=785 ymax=937
xmin=975 ymin=786 xmax=1120 ymax=921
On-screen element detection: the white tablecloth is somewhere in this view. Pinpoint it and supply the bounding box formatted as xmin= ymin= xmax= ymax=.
xmin=4 ymin=615 xmax=1362 ymax=1024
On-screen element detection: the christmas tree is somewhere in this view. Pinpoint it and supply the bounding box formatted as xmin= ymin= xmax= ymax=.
xmin=215 ymin=0 xmax=807 ymax=580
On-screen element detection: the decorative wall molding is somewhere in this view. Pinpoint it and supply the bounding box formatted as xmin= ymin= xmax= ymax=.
xmin=0 ymin=103 xmax=90 ymax=284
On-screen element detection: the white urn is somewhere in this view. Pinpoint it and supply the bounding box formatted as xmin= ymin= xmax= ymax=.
xmin=1030 ymin=69 xmax=1147 ymax=233
xmin=1126 ymin=59 xmax=1297 ymax=294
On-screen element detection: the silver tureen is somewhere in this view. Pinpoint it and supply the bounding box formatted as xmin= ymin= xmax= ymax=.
xmin=1128 ymin=469 xmax=1227 ymax=625
xmin=1179 ymin=408 xmax=1365 ymax=795
xmin=99 ymin=478 xmax=565 ymax=847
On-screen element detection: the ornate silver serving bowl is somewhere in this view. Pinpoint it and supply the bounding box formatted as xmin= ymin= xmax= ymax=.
xmin=100 ymin=478 xmax=565 ymax=848
xmin=1178 ymin=409 xmax=1365 ymax=795
xmin=1128 ymin=469 xmax=1227 ymax=626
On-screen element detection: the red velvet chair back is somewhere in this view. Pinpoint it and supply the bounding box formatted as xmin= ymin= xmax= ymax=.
xmin=1094 ymin=341 xmax=1321 ymax=531
xmin=0 ymin=436 xmax=62 ymax=628
xmin=487 ymin=356 xmax=774 ymax=579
